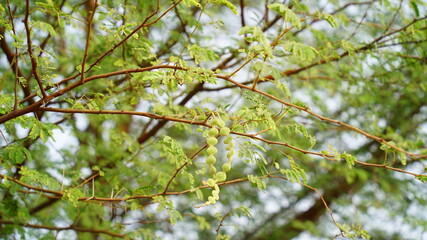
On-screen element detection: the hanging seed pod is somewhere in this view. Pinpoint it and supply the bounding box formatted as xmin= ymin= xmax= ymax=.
xmin=220 ymin=127 xmax=230 ymax=136
xmin=215 ymin=171 xmax=227 ymax=182
xmin=207 ymin=137 xmax=218 ymax=146
xmin=207 ymin=146 xmax=218 ymax=155
xmin=222 ymin=163 xmax=231 ymax=172
xmin=206 ymin=155 xmax=216 ymax=165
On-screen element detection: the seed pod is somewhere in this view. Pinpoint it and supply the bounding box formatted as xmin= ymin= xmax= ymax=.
xmin=212 ymin=190 xmax=219 ymax=199
xmin=209 ymin=166 xmax=217 ymax=176
xmin=226 ymin=150 xmax=235 ymax=159
xmin=207 ymin=146 xmax=218 ymax=155
xmin=207 ymin=178 xmax=216 ymax=186
xmin=222 ymin=163 xmax=231 ymax=172
xmin=208 ymin=127 xmax=219 ymax=137
xmin=208 ymin=196 xmax=216 ymax=204
xmin=217 ymin=119 xmax=225 ymax=128
xmin=215 ymin=172 xmax=227 ymax=182
xmin=206 ymin=155 xmax=216 ymax=165
xmin=225 ymin=143 xmax=234 ymax=151
xmin=211 ymin=118 xmax=220 ymax=126
xmin=223 ymin=136 xmax=233 ymax=144
xmin=220 ymin=127 xmax=230 ymax=136
xmin=207 ymin=137 xmax=218 ymax=146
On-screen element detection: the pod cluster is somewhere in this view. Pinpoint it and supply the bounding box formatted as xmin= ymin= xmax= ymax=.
xmin=204 ymin=117 xmax=235 ymax=204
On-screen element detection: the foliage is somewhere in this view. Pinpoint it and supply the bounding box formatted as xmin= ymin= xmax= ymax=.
xmin=1 ymin=0 xmax=427 ymax=239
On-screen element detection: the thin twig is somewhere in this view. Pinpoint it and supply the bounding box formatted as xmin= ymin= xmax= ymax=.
xmin=216 ymin=211 xmax=233 ymax=235
xmin=268 ymin=175 xmax=343 ymax=236
xmin=162 ymin=144 xmax=208 ymax=194
xmin=0 ymin=220 xmax=126 ymax=238
xmin=36 ymin=107 xmax=427 ymax=175
xmin=23 ymin=0 xmax=47 ymax=99
xmin=80 ymin=0 xmax=98 ymax=83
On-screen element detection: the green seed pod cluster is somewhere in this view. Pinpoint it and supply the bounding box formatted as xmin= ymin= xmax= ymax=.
xmin=205 ymin=119 xmax=220 ymax=177
xmin=204 ymin=117 xmax=234 ymax=205
xmin=206 ymin=124 xmax=219 ymax=177
xmin=222 ymin=135 xmax=234 ymax=174
xmin=207 ymin=184 xmax=220 ymax=205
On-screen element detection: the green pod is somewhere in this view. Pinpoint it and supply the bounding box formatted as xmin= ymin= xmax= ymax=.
xmin=209 ymin=166 xmax=217 ymax=176
xmin=208 ymin=127 xmax=219 ymax=137
xmin=207 ymin=137 xmax=218 ymax=146
xmin=206 ymin=155 xmax=216 ymax=165
xmin=215 ymin=172 xmax=227 ymax=182
xmin=220 ymin=127 xmax=230 ymax=136
xmin=207 ymin=146 xmax=218 ymax=155
xmin=222 ymin=163 xmax=231 ymax=172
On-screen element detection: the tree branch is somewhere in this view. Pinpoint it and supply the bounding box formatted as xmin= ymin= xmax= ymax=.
xmin=23 ymin=0 xmax=47 ymax=98
xmin=0 ymin=219 xmax=126 ymax=238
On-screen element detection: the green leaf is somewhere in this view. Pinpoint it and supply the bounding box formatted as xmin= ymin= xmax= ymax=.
xmin=411 ymin=1 xmax=420 ymax=17
xmin=188 ymin=44 xmax=219 ymax=64
xmin=397 ymin=151 xmax=407 ymax=166
xmin=130 ymin=96 xmax=139 ymax=105
xmin=342 ymin=153 xmax=356 ymax=169
xmin=211 ymin=0 xmax=237 ymax=14
xmin=2 ymin=144 xmax=32 ymax=164
xmin=183 ymin=0 xmax=201 ymax=7
xmin=281 ymin=41 xmax=318 ymax=61
xmin=247 ymin=175 xmax=266 ymax=190
xmin=416 ymin=175 xmax=427 ymax=183
xmin=317 ymin=12 xmax=338 ymax=28
xmin=239 ymin=26 xmax=272 ymax=57
xmin=63 ymin=188 xmax=83 ymax=207
xmin=195 ymin=216 xmax=211 ymax=230
xmin=328 ymin=144 xmax=341 ymax=161
xmin=268 ymin=3 xmax=302 ymax=29
xmin=152 ymin=196 xmax=183 ymax=225
xmin=160 ymin=136 xmax=189 ymax=166
xmin=28 ymin=120 xmax=58 ymax=142
xmin=279 ymin=155 xmax=307 ymax=184
xmin=19 ymin=167 xmax=60 ymax=189
xmin=233 ymin=206 xmax=252 ymax=218
xmin=32 ymin=21 xmax=57 ymax=36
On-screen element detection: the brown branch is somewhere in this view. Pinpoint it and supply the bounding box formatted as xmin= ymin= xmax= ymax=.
xmin=0 ymin=219 xmax=126 ymax=238
xmin=38 ymin=0 xmax=68 ymax=57
xmin=268 ymin=175 xmax=342 ymax=236
xmin=23 ymin=0 xmax=47 ymax=99
xmin=0 ymin=173 xmax=63 ymax=196
xmin=73 ymin=172 xmax=101 ymax=189
xmin=345 ymin=1 xmax=373 ymax=40
xmin=80 ymin=0 xmax=98 ymax=83
xmin=17 ymin=0 xmax=180 ymax=105
xmin=36 ymin=106 xmax=427 ymax=177
xmin=137 ymin=82 xmax=205 ymax=143
xmin=331 ymin=0 xmax=377 ymax=15
xmin=216 ymin=210 xmax=233 ymax=235
xmin=38 ymin=107 xmax=207 ymax=126
xmin=135 ymin=11 xmax=283 ymax=145
xmin=216 ymin=74 xmax=426 ymax=160
xmin=240 ymin=0 xmax=246 ymax=28
xmin=6 ymin=0 xmax=19 ymax=109
xmin=382 ymin=0 xmax=403 ymax=34
xmin=3 ymin=158 xmax=425 ymax=208
xmin=0 ymin=65 xmax=182 ymax=124
xmin=0 ymin=26 xmax=33 ymax=103
xmin=30 ymin=197 xmax=60 ymax=215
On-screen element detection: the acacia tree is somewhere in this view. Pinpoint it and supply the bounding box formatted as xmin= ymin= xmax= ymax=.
xmin=1 ymin=0 xmax=427 ymax=239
